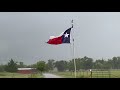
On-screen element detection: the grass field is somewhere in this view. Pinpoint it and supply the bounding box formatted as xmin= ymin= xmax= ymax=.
xmin=52 ymin=69 xmax=120 ymax=78
xmin=0 ymin=72 xmax=44 ymax=78
xmin=1 ymin=70 xmax=120 ymax=78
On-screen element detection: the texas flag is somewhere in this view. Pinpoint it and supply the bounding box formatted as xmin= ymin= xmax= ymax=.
xmin=47 ymin=27 xmax=71 ymax=45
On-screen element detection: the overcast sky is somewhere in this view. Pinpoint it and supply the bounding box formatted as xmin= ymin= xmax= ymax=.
xmin=0 ymin=12 xmax=120 ymax=65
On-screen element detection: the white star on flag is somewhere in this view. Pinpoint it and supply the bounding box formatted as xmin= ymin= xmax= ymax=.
xmin=64 ymin=33 xmax=69 ymax=37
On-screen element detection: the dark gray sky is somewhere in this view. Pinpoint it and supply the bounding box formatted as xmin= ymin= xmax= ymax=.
xmin=0 ymin=12 xmax=120 ymax=65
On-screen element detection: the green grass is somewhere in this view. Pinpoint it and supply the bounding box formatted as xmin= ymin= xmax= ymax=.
xmin=110 ymin=70 xmax=120 ymax=78
xmin=53 ymin=70 xmax=120 ymax=78
xmin=2 ymin=70 xmax=120 ymax=78
xmin=0 ymin=72 xmax=44 ymax=78
xmin=53 ymin=72 xmax=77 ymax=78
xmin=53 ymin=71 xmax=91 ymax=78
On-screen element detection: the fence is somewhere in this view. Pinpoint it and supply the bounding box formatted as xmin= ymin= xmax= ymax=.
xmin=90 ymin=69 xmax=111 ymax=78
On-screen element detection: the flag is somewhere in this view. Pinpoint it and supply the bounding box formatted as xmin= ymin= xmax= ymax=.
xmin=47 ymin=27 xmax=71 ymax=45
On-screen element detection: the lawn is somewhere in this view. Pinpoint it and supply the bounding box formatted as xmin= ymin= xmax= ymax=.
xmin=53 ymin=71 xmax=92 ymax=78
xmin=52 ymin=69 xmax=120 ymax=78
xmin=0 ymin=72 xmax=44 ymax=78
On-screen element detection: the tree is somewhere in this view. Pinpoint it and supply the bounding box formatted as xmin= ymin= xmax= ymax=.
xmin=36 ymin=61 xmax=46 ymax=73
xmin=17 ymin=62 xmax=25 ymax=68
xmin=0 ymin=65 xmax=5 ymax=72
xmin=68 ymin=60 xmax=74 ymax=71
xmin=76 ymin=56 xmax=93 ymax=70
xmin=47 ymin=59 xmax=55 ymax=71
xmin=45 ymin=64 xmax=49 ymax=72
xmin=84 ymin=57 xmax=93 ymax=69
xmin=55 ymin=60 xmax=68 ymax=72
xmin=93 ymin=59 xmax=104 ymax=69
xmin=5 ymin=59 xmax=17 ymax=72
xmin=117 ymin=57 xmax=120 ymax=69
xmin=112 ymin=57 xmax=118 ymax=69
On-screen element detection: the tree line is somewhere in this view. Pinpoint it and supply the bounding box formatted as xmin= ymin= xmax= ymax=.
xmin=1 ymin=56 xmax=120 ymax=72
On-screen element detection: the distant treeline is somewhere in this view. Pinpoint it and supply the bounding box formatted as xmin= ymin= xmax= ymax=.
xmin=1 ymin=56 xmax=120 ymax=72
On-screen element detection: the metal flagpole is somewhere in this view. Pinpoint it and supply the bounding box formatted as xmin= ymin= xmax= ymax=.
xmin=71 ymin=20 xmax=77 ymax=78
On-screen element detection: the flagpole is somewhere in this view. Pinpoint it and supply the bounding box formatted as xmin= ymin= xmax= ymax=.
xmin=71 ymin=20 xmax=77 ymax=78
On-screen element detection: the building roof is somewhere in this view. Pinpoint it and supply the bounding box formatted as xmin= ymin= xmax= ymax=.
xmin=18 ymin=68 xmax=36 ymax=70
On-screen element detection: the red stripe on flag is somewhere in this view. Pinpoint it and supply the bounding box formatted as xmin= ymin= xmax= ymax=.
xmin=47 ymin=36 xmax=62 ymax=45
